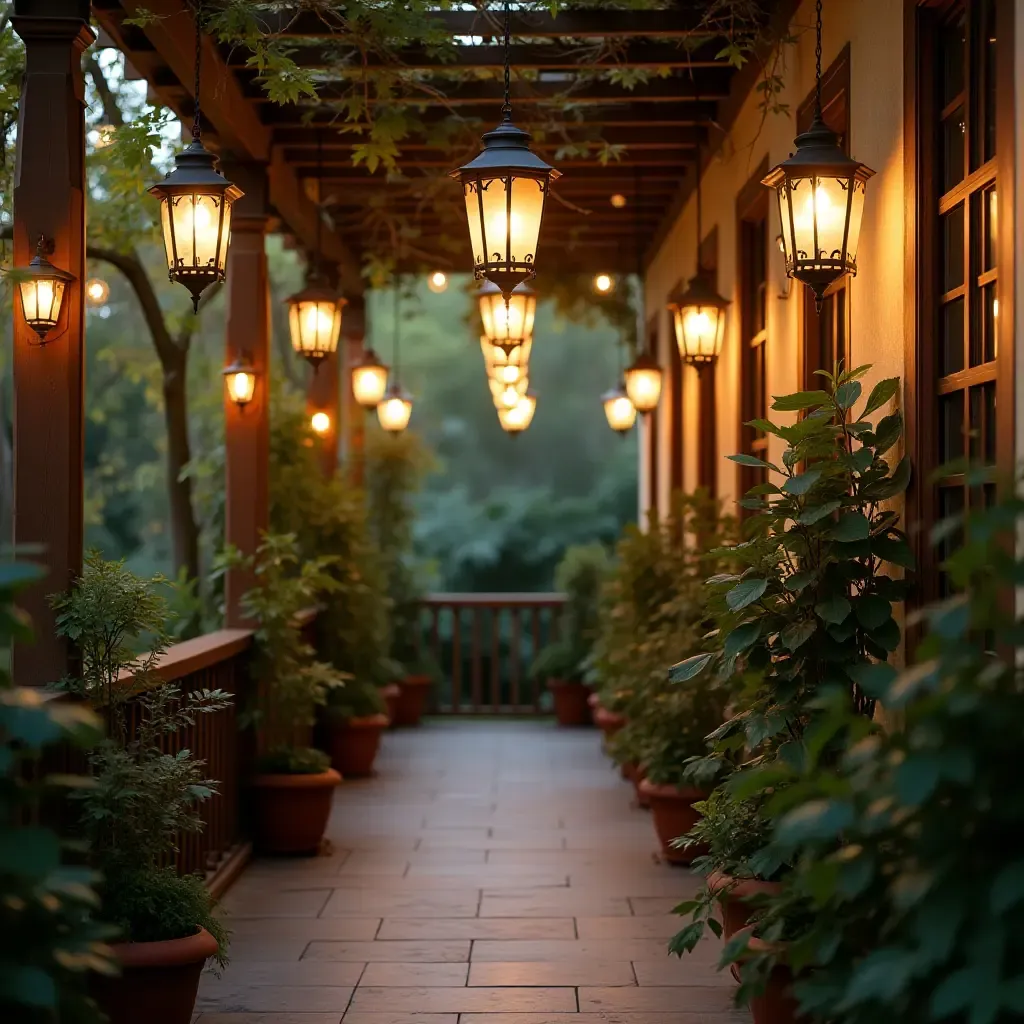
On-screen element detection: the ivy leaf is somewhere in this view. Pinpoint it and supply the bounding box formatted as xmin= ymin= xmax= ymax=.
xmin=783 ymin=469 xmax=822 ymax=495
xmin=772 ymin=390 xmax=830 ymax=412
xmin=724 ymin=620 xmax=762 ymax=659
xmin=861 ymin=376 xmax=900 ymax=416
xmin=815 ymin=594 xmax=852 ymax=625
xmin=781 ymin=618 xmax=816 ymax=651
xmin=991 ymin=862 xmax=1024 ymax=913
xmin=669 ymin=652 xmax=713 ymax=682
xmin=726 ymin=578 xmax=768 ymax=611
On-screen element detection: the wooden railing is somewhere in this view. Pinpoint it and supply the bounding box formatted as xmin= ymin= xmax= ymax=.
xmin=416 ymin=593 xmax=566 ymax=714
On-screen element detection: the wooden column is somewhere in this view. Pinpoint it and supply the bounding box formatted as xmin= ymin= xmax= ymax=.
xmin=222 ymin=163 xmax=271 ymax=628
xmin=11 ymin=1 xmax=93 ymax=686
xmin=305 ymin=264 xmax=340 ymax=478
xmin=341 ymin=294 xmax=367 ymax=487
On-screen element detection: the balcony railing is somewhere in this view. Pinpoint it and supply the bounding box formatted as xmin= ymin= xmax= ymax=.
xmin=415 ymin=593 xmax=566 ymax=715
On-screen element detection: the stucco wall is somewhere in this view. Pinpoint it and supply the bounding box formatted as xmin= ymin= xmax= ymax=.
xmin=643 ymin=0 xmax=906 ymax=515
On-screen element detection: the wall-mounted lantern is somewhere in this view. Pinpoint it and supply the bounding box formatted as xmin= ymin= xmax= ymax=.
xmin=18 ymin=237 xmax=74 ymax=342
xmin=222 ymin=353 xmax=257 ymax=409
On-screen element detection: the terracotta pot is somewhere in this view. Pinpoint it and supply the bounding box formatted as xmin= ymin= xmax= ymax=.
xmin=743 ymin=939 xmax=802 ymax=1024
xmin=328 ymin=714 xmax=389 ymax=778
xmin=548 ymin=678 xmax=592 ymax=727
xmin=594 ymin=705 xmax=627 ymax=741
xmin=252 ymin=769 xmax=341 ymax=854
xmin=638 ymin=779 xmax=709 ymax=864
xmin=620 ymin=760 xmax=635 ymax=781
xmin=382 ymin=683 xmax=401 ymax=725
xmin=91 ymin=927 xmax=218 ymax=1024
xmin=394 ymin=674 xmax=432 ymax=726
xmin=708 ymin=871 xmax=783 ymax=940
xmin=633 ymin=764 xmax=651 ymax=808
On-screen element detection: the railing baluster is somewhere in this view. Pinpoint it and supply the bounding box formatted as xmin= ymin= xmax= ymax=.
xmin=471 ymin=606 xmax=481 ymax=713
xmin=531 ymin=606 xmax=542 ymax=710
xmin=451 ymin=604 xmax=462 ymax=714
xmin=490 ymin=606 xmax=500 ymax=713
xmin=510 ymin=608 xmax=521 ymax=711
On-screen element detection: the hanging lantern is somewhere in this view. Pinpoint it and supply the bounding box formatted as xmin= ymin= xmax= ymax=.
xmin=222 ymin=353 xmax=257 ymax=409
xmin=85 ymin=277 xmax=109 ymax=306
xmin=498 ymin=391 xmax=537 ymax=435
xmin=762 ymin=0 xmax=874 ymax=310
xmin=603 ymin=386 xmax=637 ymax=434
xmin=450 ymin=3 xmax=560 ymax=297
xmin=667 ymin=275 xmax=729 ymax=370
xmin=351 ymin=347 xmax=390 ymax=408
xmin=478 ymin=281 xmax=536 ymax=349
xmin=149 ymin=14 xmax=242 ymax=313
xmin=286 ymin=282 xmax=346 ymax=370
xmin=377 ymin=383 xmax=413 ymax=434
xmin=489 ymin=375 xmax=529 ymax=409
xmin=481 ymin=334 xmax=532 ymax=385
xmin=310 ymin=411 xmax=331 ymax=436
xmin=623 ymin=350 xmax=663 ymax=413
xmin=17 ymin=237 xmax=74 ymax=342
xmin=428 ymin=270 xmax=449 ymax=293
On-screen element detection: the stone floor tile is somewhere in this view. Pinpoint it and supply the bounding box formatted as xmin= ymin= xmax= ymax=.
xmin=226 ymin=918 xmax=382 ymax=942
xmin=342 ymin=1015 xmax=458 ymax=1024
xmin=576 ymin=916 xmax=684 ymax=940
xmin=196 ymin=985 xmax=354 ymax=1013
xmin=220 ymin=890 xmax=332 ymax=919
xmin=388 ymin=872 xmax=567 ymax=890
xmin=358 ymin=963 xmax=469 ymax=987
xmin=220 ymin=938 xmax=314 ymax=962
xmin=201 ymin=962 xmax=364 ymax=988
xmin=468 ymin=960 xmax=637 ymax=987
xmin=459 ymin=1014 xmax=745 ymax=1024
xmin=632 ymin=960 xmax=734 ymax=987
xmin=194 ymin=1015 xmax=341 ymax=1024
xmin=320 ymin=891 xmax=480 ymax=918
xmin=302 ymin=941 xmax=470 ymax=962
xmin=376 ymin=918 xmax=576 ymax=941
xmin=348 ymin=987 xmax=577 ymax=1013
xmin=470 ymin=939 xmax=674 ymax=962
xmin=579 ymin=986 xmax=736 ymax=1013
xmin=480 ymin=892 xmax=631 ymax=917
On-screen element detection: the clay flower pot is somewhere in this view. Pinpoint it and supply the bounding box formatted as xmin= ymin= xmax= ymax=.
xmin=91 ymin=927 xmax=219 ymax=1024
xmin=548 ymin=678 xmax=592 ymax=727
xmin=620 ymin=760 xmax=635 ymax=781
xmin=593 ymin=705 xmax=627 ymax=742
xmin=394 ymin=674 xmax=432 ymax=726
xmin=252 ymin=769 xmax=341 ymax=854
xmin=328 ymin=713 xmax=389 ymax=778
xmin=742 ymin=937 xmax=803 ymax=1024
xmin=638 ymin=778 xmax=709 ymax=864
xmin=382 ymin=683 xmax=401 ymax=725
xmin=633 ymin=764 xmax=651 ymax=808
xmin=708 ymin=870 xmax=783 ymax=940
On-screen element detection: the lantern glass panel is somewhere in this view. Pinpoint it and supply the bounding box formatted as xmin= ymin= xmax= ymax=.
xmin=674 ymin=303 xmax=725 ymax=364
xmin=624 ymin=365 xmax=662 ymax=412
xmin=498 ymin=392 xmax=536 ymax=432
xmin=163 ymin=192 xmax=228 ymax=274
xmin=377 ymin=394 xmax=413 ymax=432
xmin=509 ymin=176 xmax=545 ymax=267
xmin=845 ymin=178 xmax=867 ymax=266
xmin=603 ymin=393 xmax=637 ymax=432
xmin=789 ymin=175 xmax=848 ymax=264
xmin=490 ymin=376 xmax=528 ymax=408
xmin=352 ymin=363 xmax=389 ymax=408
xmin=289 ymin=298 xmax=342 ymax=357
xmin=226 ymin=370 xmax=256 ymax=405
xmin=479 ymin=288 xmax=536 ymax=344
xmin=464 ymin=182 xmax=485 ymax=269
xmin=19 ymin=276 xmax=65 ymax=331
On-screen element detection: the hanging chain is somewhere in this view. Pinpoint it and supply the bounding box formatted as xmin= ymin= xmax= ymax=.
xmin=501 ymin=0 xmax=512 ymax=119
xmin=695 ymin=140 xmax=703 ymax=272
xmin=314 ymin=127 xmax=323 ymax=277
xmin=393 ymin=276 xmax=401 ymax=380
xmin=192 ymin=0 xmax=202 ymax=141
xmin=815 ymin=0 xmax=823 ymax=117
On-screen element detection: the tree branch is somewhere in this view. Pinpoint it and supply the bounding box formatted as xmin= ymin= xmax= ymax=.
xmin=84 ymin=52 xmax=125 ymax=129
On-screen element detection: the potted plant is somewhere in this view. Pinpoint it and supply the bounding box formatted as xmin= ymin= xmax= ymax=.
xmin=226 ymin=533 xmax=347 ymax=855
xmin=323 ymin=679 xmax=390 ymax=777
xmin=1 ymin=560 xmax=114 ymax=1022
xmin=530 ymin=543 xmax=609 ymax=726
xmin=50 ymin=554 xmax=230 ymax=1024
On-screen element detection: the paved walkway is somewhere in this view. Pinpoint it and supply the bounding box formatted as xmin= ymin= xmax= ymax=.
xmin=198 ymin=720 xmax=745 ymax=1024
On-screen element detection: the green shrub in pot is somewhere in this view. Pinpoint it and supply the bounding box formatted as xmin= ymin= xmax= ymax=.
xmin=325 ymin=678 xmax=388 ymax=723
xmin=1 ymin=560 xmax=113 ymax=1022
xmin=50 ymin=553 xmax=230 ymax=964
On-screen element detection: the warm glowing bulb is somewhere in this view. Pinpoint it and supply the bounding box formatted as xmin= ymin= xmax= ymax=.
xmin=32 ymin=280 xmax=55 ymax=314
xmin=310 ymin=411 xmax=331 ymax=435
xmin=498 ymin=392 xmax=537 ymax=433
xmin=377 ymin=391 xmax=413 ymax=433
xmin=594 ymin=273 xmax=614 ymax=294
xmin=229 ymin=373 xmax=249 ymax=402
xmin=352 ymin=353 xmax=389 ymax=408
xmin=85 ymin=278 xmax=109 ymax=305
xmin=610 ymin=193 xmax=627 ymax=209
xmin=428 ymin=271 xmax=448 ymax=293
xmin=993 ymin=298 xmax=999 ymax=318
xmin=304 ymin=304 xmax=334 ymax=336
xmin=223 ymin=358 xmax=257 ymax=407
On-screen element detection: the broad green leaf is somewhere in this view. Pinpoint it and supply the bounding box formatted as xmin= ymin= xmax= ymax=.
xmin=776 ymin=799 xmax=854 ymax=844
xmin=895 ymin=754 xmax=942 ymax=804
xmin=867 ymin=616 xmax=901 ymax=651
xmin=815 ymin=594 xmax=851 ymax=625
xmin=781 ymin=618 xmax=816 ymax=651
xmin=726 ymin=578 xmax=767 ymax=611
xmin=728 ymin=453 xmax=779 ymax=471
xmin=855 ymin=594 xmax=891 ymax=629
xmin=0 ymin=965 xmax=57 ymax=1008
xmin=991 ymin=862 xmax=1024 ymax=913
xmin=1001 ymin=976 xmax=1024 ymax=1012
xmin=783 ymin=469 xmax=822 ymax=495
xmin=930 ymin=968 xmax=979 ymax=1017
xmin=0 ymin=827 xmax=60 ymax=878
xmin=872 ymin=534 xmax=917 ymax=569
xmin=868 ymin=455 xmax=912 ymax=498
xmin=834 ymin=380 xmax=862 ymax=410
xmin=771 ymin=389 xmax=830 ymax=412
xmin=832 ymin=512 xmax=871 ymax=541
xmin=723 ymin=620 xmax=762 ymax=658
xmin=797 ymin=500 xmax=841 ymax=525
xmin=861 ymin=376 xmax=900 ymax=416
xmin=669 ymin=652 xmax=713 ymax=682
xmin=784 ymin=570 xmax=815 ymax=592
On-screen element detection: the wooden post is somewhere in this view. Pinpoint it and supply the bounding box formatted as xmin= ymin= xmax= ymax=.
xmin=10 ymin=1 xmax=94 ymax=686
xmin=305 ymin=263 xmax=340 ymax=478
xmin=341 ymin=294 xmax=367 ymax=486
xmin=221 ymin=163 xmax=271 ymax=628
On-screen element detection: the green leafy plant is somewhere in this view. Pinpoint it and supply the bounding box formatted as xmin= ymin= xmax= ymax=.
xmin=530 ymin=543 xmax=610 ymax=685
xmin=710 ymin=474 xmax=1024 ymax=1023
xmin=0 ymin=560 xmax=113 ymax=1022
xmin=325 ymin=678 xmax=388 ymax=723
xmin=50 ymin=554 xmax=230 ymax=965
xmin=224 ymin=533 xmax=347 ymax=775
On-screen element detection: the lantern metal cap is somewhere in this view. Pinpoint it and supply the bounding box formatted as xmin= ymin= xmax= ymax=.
xmin=450 ymin=118 xmax=561 ymax=180
xmin=602 ymin=384 xmax=630 ymax=403
xmin=356 ymin=346 xmax=387 ymax=369
xmin=26 ymin=241 xmax=75 ymax=286
xmin=222 ymin=352 xmax=255 ymax=375
xmin=285 ymin=280 xmax=347 ymax=308
xmin=479 ymin=279 xmax=536 ymax=299
xmin=626 ymin=349 xmax=660 ymax=373
xmin=667 ymin=272 xmax=730 ymax=312
xmin=383 ymin=381 xmax=412 ymax=402
xmin=148 ymin=138 xmax=243 ymax=198
xmin=761 ymin=111 xmax=875 ymax=187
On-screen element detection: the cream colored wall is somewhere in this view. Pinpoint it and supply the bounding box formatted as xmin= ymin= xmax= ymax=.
xmin=644 ymin=0 xmax=907 ymax=516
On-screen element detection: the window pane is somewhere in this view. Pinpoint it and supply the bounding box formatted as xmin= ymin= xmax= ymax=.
xmin=939 ymin=391 xmax=965 ymax=463
xmin=941 ymin=205 xmax=964 ymax=291
xmin=940 ymin=298 xmax=965 ymax=375
xmin=982 ymin=282 xmax=997 ymax=363
xmin=984 ymin=188 xmax=997 ymax=270
xmin=940 ymin=12 xmax=966 ymax=107
xmin=941 ymin=109 xmax=966 ymax=192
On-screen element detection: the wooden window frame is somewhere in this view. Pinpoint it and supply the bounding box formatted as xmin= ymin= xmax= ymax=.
xmin=798 ymin=45 xmax=852 ymax=387
xmin=645 ymin=312 xmax=661 ymax=512
xmin=904 ymin=0 xmax=1015 ymax=603
xmin=737 ymin=158 xmax=771 ymax=502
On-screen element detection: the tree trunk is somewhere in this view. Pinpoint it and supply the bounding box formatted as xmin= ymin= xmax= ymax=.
xmin=161 ymin=343 xmax=200 ymax=582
